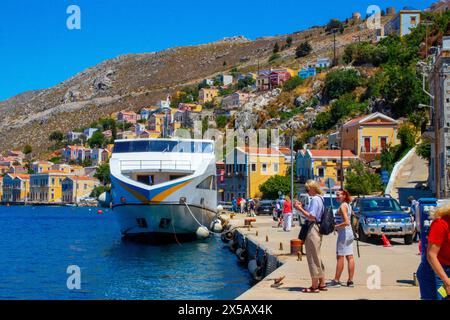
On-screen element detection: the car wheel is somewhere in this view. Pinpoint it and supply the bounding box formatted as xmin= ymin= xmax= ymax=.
xmin=404 ymin=234 xmax=413 ymax=245
xmin=358 ymin=225 xmax=368 ymax=243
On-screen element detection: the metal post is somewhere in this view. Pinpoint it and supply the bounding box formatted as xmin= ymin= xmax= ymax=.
xmin=340 ymin=124 xmax=344 ymax=189
xmin=290 ymin=135 xmax=294 ymax=202
xmin=332 ymin=29 xmax=338 ymax=66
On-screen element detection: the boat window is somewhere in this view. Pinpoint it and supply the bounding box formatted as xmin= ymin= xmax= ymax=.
xmin=197 ymin=175 xmax=216 ymax=190
xmin=113 ymin=141 xmax=214 ymax=154
xmin=137 ymin=175 xmax=154 ymax=186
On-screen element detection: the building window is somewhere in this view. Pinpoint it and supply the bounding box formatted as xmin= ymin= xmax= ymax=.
xmin=251 ymin=163 xmax=257 ymax=172
xmin=380 ymin=137 xmax=388 ymax=150
xmin=317 ymin=167 xmax=325 ymax=178
xmin=410 ymin=16 xmax=417 ymax=24
xmin=273 ymin=163 xmax=279 ymax=173
xmin=261 ymin=163 xmax=268 ymax=173
xmin=363 ymin=137 xmax=371 ymax=152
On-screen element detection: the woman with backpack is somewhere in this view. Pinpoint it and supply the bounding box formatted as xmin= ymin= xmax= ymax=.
xmin=294 ymin=180 xmax=327 ymax=293
xmin=328 ymin=189 xmax=355 ymax=288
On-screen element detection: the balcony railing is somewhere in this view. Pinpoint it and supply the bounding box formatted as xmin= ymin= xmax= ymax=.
xmin=360 ymin=146 xmax=380 ymax=153
xmin=120 ymin=160 xmax=192 ymax=172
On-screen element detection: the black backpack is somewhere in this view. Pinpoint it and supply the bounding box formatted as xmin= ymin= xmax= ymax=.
xmin=318 ymin=197 xmax=335 ymax=235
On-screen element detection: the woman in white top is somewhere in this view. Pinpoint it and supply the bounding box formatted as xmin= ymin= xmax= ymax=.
xmin=328 ymin=189 xmax=355 ymax=288
xmin=295 ymin=180 xmax=327 ymax=293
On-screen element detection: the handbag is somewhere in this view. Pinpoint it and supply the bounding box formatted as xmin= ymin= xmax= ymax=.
xmin=298 ymin=221 xmax=311 ymax=241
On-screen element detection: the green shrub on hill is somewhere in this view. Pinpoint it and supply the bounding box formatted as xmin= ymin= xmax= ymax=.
xmin=283 ymin=76 xmax=303 ymax=91
xmin=295 ymin=41 xmax=312 ymax=58
xmin=323 ymin=69 xmax=360 ymax=101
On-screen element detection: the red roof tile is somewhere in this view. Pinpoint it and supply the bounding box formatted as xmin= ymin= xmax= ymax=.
xmin=239 ymin=147 xmax=281 ymax=155
xmin=308 ymin=150 xmax=357 ymax=158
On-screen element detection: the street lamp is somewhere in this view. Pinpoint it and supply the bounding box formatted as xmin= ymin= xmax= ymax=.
xmin=333 ymin=123 xmax=345 ymax=190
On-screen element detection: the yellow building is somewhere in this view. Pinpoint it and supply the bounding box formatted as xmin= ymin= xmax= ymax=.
xmin=140 ymin=130 xmax=161 ymax=139
xmin=179 ymin=103 xmax=203 ymax=113
xmin=224 ymin=147 xmax=288 ymax=200
xmin=296 ymin=149 xmax=358 ymax=184
xmin=29 ymin=171 xmax=72 ymax=203
xmin=199 ymin=88 xmax=219 ymax=103
xmin=61 ymin=176 xmax=100 ymax=203
xmin=50 ymin=164 xmax=73 ymax=174
xmin=117 ymin=131 xmax=137 ymax=140
xmin=32 ymin=161 xmax=54 ymax=174
xmin=1 ymin=174 xmax=30 ymax=203
xmin=342 ymin=112 xmax=399 ymax=163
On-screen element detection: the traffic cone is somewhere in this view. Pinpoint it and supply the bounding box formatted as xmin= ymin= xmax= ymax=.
xmin=381 ymin=233 xmax=392 ymax=247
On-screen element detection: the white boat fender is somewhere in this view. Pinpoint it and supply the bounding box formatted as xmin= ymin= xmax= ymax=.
xmin=210 ymin=219 xmax=223 ymax=233
xmin=196 ymin=226 xmax=210 ymax=240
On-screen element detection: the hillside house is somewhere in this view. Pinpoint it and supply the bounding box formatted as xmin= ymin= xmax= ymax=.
xmin=117 ymin=111 xmax=138 ymax=124
xmin=199 ymin=88 xmax=219 ymax=103
xmin=384 ymin=8 xmax=421 ymax=37
xmin=221 ymin=92 xmax=251 ymax=110
xmin=270 ymin=71 xmax=291 ymax=88
xmin=342 ymin=112 xmax=399 ymax=163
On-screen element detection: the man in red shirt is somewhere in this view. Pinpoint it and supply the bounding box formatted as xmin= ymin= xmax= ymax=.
xmin=427 ymin=205 xmax=450 ymax=300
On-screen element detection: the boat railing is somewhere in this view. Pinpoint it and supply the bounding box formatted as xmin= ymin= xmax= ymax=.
xmin=119 ymin=159 xmax=192 ymax=172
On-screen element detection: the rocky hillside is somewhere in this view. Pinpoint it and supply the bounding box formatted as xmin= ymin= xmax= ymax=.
xmin=0 ymin=17 xmax=380 ymax=155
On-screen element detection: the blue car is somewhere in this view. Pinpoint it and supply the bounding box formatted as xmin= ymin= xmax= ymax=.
xmin=351 ymin=196 xmax=415 ymax=245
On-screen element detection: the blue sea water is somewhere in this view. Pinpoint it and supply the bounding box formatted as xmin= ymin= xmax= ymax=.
xmin=0 ymin=206 xmax=252 ymax=300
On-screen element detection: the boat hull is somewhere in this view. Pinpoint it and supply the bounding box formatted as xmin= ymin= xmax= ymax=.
xmin=113 ymin=203 xmax=216 ymax=244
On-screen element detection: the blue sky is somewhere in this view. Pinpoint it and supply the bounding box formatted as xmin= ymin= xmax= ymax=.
xmin=0 ymin=0 xmax=434 ymax=101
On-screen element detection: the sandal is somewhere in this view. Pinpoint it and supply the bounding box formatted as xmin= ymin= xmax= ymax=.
xmin=319 ymin=285 xmax=328 ymax=291
xmin=302 ymin=287 xmax=320 ymax=293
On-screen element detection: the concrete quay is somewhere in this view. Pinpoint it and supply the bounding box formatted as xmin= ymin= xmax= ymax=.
xmin=224 ymin=214 xmax=421 ymax=300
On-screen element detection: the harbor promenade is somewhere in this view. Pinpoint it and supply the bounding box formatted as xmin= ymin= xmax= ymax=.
xmin=225 ymin=214 xmax=421 ymax=300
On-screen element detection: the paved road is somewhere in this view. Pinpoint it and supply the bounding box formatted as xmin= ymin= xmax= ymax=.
xmin=227 ymin=215 xmax=421 ymax=300
xmin=390 ymin=151 xmax=433 ymax=206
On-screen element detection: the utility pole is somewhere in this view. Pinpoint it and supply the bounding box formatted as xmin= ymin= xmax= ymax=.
xmin=332 ymin=28 xmax=339 ymax=67
xmin=422 ymin=21 xmax=433 ymax=59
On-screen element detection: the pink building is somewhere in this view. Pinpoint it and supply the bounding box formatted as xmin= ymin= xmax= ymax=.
xmin=269 ymin=71 xmax=291 ymax=87
xmin=117 ymin=111 xmax=138 ymax=124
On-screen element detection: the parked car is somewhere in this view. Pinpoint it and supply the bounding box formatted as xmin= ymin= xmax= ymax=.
xmin=297 ymin=193 xmax=339 ymax=216
xmin=256 ymin=200 xmax=275 ymax=215
xmin=351 ymin=196 xmax=415 ymax=245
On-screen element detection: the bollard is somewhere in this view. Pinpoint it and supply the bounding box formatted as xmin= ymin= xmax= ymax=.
xmin=279 ymin=242 xmax=283 ymax=251
xmin=266 ymin=235 xmax=269 ymax=242
xmin=290 ymin=239 xmax=302 ymax=255
xmin=297 ymin=251 xmax=302 ymax=261
xmin=244 ymin=218 xmax=256 ymax=226
xmin=256 ymin=230 xmax=259 ymax=236
xmin=413 ymin=273 xmax=418 ymax=287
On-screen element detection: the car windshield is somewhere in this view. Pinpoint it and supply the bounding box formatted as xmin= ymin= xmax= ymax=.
xmin=360 ymin=198 xmax=402 ymax=212
xmin=323 ymin=197 xmax=339 ymax=208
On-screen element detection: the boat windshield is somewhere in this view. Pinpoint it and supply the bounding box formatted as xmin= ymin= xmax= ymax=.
xmin=113 ymin=140 xmax=214 ymax=154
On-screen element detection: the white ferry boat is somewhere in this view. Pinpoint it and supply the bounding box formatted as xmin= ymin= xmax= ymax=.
xmin=110 ymin=138 xmax=218 ymax=243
